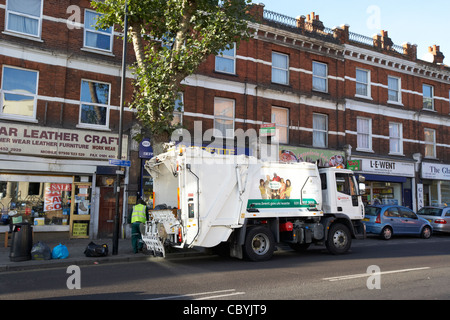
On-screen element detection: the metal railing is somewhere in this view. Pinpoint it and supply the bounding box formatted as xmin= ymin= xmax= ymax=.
xmin=263 ymin=9 xmax=406 ymax=55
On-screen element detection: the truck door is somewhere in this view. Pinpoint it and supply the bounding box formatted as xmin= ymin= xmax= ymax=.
xmin=335 ymin=173 xmax=359 ymax=213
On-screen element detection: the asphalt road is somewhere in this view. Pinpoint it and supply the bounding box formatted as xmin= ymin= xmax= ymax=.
xmin=1 ymin=234 xmax=450 ymax=302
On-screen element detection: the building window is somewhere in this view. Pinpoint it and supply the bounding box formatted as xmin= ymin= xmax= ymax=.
xmin=84 ymin=10 xmax=113 ymax=52
xmin=423 ymin=84 xmax=434 ymax=110
xmin=215 ymin=43 xmax=236 ymax=74
xmin=313 ymin=113 xmax=328 ymax=148
xmin=272 ymin=107 xmax=289 ymax=144
xmin=172 ymin=93 xmax=184 ymax=126
xmin=355 ymin=68 xmax=370 ymax=98
xmin=214 ymin=98 xmax=235 ymax=138
xmin=79 ymin=80 xmax=111 ymax=128
xmin=424 ymin=128 xmax=436 ymax=158
xmin=312 ymin=61 xmax=328 ymax=93
xmin=0 ymin=66 xmax=38 ymax=121
xmin=389 ymin=122 xmax=403 ymax=155
xmin=357 ymin=117 xmax=372 ymax=151
xmin=388 ymin=76 xmax=401 ymax=103
xmin=272 ymin=52 xmax=289 ymax=85
xmin=6 ymin=0 xmax=43 ymax=37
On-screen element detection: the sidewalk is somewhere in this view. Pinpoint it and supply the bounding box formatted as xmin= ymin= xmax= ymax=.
xmin=0 ymin=238 xmax=205 ymax=272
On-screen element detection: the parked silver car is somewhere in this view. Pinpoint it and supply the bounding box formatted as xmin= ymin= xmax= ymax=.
xmin=417 ymin=206 xmax=450 ymax=234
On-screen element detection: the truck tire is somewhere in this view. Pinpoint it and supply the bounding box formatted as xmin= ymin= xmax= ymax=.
xmin=243 ymin=226 xmax=275 ymax=262
xmin=325 ymin=223 xmax=352 ymax=255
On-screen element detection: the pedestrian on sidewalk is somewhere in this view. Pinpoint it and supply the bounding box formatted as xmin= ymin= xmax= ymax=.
xmin=129 ymin=198 xmax=149 ymax=253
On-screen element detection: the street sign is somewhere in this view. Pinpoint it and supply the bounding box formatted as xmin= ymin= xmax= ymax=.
xmin=109 ymin=159 xmax=131 ymax=167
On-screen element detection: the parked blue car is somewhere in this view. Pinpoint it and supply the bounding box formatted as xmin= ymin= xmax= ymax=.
xmin=363 ymin=205 xmax=433 ymax=240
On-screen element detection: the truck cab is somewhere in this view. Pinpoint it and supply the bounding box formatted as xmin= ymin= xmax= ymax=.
xmin=319 ymin=167 xmax=365 ymax=221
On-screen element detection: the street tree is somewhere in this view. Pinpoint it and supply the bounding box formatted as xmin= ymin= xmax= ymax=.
xmin=92 ymin=0 xmax=254 ymax=155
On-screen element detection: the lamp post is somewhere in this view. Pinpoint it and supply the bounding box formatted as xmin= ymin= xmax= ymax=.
xmin=113 ymin=1 xmax=129 ymax=255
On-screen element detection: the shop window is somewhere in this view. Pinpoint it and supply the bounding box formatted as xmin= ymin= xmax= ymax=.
xmin=0 ymin=66 xmax=38 ymax=121
xmin=84 ymin=10 xmax=113 ymax=52
xmin=6 ymin=0 xmax=43 ymax=38
xmin=78 ymin=80 xmax=111 ymax=129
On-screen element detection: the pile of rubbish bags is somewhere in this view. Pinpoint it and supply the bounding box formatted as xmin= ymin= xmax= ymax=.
xmin=30 ymin=241 xmax=108 ymax=260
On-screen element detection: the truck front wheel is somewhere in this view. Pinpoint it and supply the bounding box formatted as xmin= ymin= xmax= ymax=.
xmin=243 ymin=226 xmax=275 ymax=262
xmin=325 ymin=223 xmax=352 ymax=255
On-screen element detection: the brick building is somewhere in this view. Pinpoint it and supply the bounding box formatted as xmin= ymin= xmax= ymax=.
xmin=1 ymin=1 xmax=450 ymax=242
xmin=0 ymin=0 xmax=138 ymax=240
xmin=178 ymin=4 xmax=450 ymax=211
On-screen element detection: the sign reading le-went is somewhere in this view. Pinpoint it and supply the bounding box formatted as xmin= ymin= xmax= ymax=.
xmin=0 ymin=123 xmax=127 ymax=160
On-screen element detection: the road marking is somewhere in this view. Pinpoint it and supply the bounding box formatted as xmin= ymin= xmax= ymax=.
xmin=148 ymin=289 xmax=244 ymax=300
xmin=195 ymin=291 xmax=246 ymax=300
xmin=323 ymin=267 xmax=431 ymax=282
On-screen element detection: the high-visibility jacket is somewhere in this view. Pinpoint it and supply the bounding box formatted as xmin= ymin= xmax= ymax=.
xmin=131 ymin=204 xmax=147 ymax=223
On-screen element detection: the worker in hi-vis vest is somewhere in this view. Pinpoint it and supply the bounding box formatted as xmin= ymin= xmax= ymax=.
xmin=129 ymin=198 xmax=149 ymax=253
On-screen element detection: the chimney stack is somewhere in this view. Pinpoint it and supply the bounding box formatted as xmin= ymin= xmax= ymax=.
xmin=428 ymin=45 xmax=445 ymax=64
xmin=305 ymin=12 xmax=325 ymax=32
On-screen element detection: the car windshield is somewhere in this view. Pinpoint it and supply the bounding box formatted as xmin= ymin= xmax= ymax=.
xmin=417 ymin=208 xmax=443 ymax=217
xmin=365 ymin=206 xmax=381 ymax=216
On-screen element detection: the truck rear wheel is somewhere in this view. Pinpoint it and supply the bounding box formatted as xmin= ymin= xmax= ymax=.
xmin=325 ymin=223 xmax=352 ymax=255
xmin=243 ymin=226 xmax=275 ymax=262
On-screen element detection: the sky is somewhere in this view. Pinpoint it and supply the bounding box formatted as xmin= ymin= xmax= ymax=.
xmin=256 ymin=0 xmax=449 ymax=62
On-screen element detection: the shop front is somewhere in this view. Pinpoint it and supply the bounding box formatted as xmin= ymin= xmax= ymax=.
xmin=0 ymin=123 xmax=128 ymax=240
xmin=420 ymin=162 xmax=450 ymax=208
xmin=348 ymin=158 xmax=415 ymax=209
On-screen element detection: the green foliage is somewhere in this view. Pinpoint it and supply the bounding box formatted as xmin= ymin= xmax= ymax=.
xmin=92 ymin=0 xmax=253 ymax=147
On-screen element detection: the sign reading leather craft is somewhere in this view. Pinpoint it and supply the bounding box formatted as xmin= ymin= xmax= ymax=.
xmin=0 ymin=123 xmax=127 ymax=160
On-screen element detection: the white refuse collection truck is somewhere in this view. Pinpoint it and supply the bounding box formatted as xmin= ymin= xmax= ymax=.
xmin=142 ymin=147 xmax=365 ymax=261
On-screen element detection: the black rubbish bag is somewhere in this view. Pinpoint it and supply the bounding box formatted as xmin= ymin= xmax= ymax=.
xmin=84 ymin=241 xmax=108 ymax=257
xmin=31 ymin=241 xmax=52 ymax=260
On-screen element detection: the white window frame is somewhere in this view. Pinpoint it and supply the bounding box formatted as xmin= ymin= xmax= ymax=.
xmin=389 ymin=122 xmax=403 ymax=155
xmin=213 ymin=97 xmax=235 ymax=138
xmin=423 ymin=84 xmax=434 ymax=111
xmin=5 ymin=0 xmax=43 ymax=39
xmin=271 ymin=106 xmax=289 ymax=144
xmin=172 ymin=92 xmax=184 ymax=126
xmin=355 ymin=68 xmax=371 ymax=99
xmin=272 ymin=52 xmax=289 ymax=85
xmin=424 ymin=128 xmax=436 ymax=159
xmin=312 ymin=61 xmax=328 ymax=93
xmin=77 ymin=79 xmax=111 ymax=130
xmin=83 ymin=9 xmax=114 ymax=53
xmin=215 ymin=43 xmax=236 ymax=75
xmin=0 ymin=65 xmax=39 ymax=123
xmin=387 ymin=76 xmax=402 ymax=104
xmin=356 ymin=117 xmax=372 ymax=152
xmin=313 ymin=113 xmax=328 ymax=148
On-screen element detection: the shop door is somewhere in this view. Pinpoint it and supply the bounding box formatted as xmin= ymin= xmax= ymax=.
xmin=98 ymin=187 xmax=123 ymax=238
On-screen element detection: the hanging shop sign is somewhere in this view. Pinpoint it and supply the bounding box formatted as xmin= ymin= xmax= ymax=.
xmin=0 ymin=123 xmax=127 ymax=160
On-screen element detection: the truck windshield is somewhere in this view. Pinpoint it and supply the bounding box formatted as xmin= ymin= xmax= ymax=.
xmin=365 ymin=206 xmax=381 ymax=216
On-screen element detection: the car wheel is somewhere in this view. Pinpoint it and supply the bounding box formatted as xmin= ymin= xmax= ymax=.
xmin=380 ymin=226 xmax=393 ymax=240
xmin=421 ymin=226 xmax=432 ymax=239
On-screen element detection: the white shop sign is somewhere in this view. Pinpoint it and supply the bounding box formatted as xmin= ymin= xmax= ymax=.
xmin=422 ymin=163 xmax=450 ymax=181
xmin=356 ymin=159 xmax=415 ymax=177
xmin=0 ymin=123 xmax=127 ymax=160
